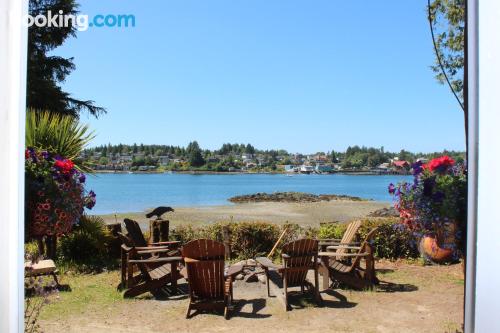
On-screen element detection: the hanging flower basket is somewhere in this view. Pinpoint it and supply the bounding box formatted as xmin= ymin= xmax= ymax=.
xmin=25 ymin=148 xmax=96 ymax=239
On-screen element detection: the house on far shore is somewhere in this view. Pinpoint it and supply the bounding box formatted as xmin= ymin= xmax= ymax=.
xmin=241 ymin=153 xmax=254 ymax=160
xmin=375 ymin=163 xmax=390 ymax=174
xmin=392 ymin=160 xmax=410 ymax=173
xmin=315 ymin=164 xmax=332 ymax=173
xmin=284 ymin=165 xmax=297 ymax=173
xmin=300 ymin=165 xmax=314 ymax=174
xmin=158 ymin=156 xmax=170 ymax=166
xmin=119 ymin=155 xmax=133 ymax=163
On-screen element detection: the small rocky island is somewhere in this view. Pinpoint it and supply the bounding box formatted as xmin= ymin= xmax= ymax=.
xmin=228 ymin=191 xmax=369 ymax=203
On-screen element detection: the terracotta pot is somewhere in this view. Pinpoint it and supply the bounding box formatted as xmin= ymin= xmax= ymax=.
xmin=419 ymin=235 xmax=454 ymax=263
xmin=419 ymin=221 xmax=458 ymax=263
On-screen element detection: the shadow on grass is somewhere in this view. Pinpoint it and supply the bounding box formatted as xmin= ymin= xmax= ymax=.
xmin=57 ymin=284 xmax=72 ymax=292
xmin=184 ymin=298 xmax=272 ymax=319
xmin=25 ymin=284 xmax=72 ymax=297
xmin=375 ymin=280 xmax=418 ymax=293
xmin=319 ymin=289 xmax=358 ymax=309
xmin=283 ymin=289 xmax=357 ymax=310
xmin=232 ymin=298 xmax=272 ymax=318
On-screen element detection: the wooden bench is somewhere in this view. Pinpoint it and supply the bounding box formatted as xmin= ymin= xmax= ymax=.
xmin=25 ymin=259 xmax=60 ymax=287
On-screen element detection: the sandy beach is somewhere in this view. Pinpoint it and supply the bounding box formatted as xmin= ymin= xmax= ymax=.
xmin=99 ymin=200 xmax=391 ymax=228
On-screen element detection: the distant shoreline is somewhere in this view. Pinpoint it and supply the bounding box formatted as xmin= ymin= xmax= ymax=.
xmin=92 ymin=170 xmax=409 ymax=176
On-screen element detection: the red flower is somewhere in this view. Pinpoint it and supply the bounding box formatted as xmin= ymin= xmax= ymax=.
xmin=54 ymin=159 xmax=75 ymax=174
xmin=427 ymin=156 xmax=455 ymax=173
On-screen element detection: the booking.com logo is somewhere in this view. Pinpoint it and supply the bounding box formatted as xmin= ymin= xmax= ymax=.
xmin=24 ymin=11 xmax=135 ymax=31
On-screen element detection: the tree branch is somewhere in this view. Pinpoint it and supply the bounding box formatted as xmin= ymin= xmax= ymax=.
xmin=427 ymin=0 xmax=465 ymax=111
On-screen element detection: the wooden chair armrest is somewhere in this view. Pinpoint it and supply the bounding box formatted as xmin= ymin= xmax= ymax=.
xmin=319 ymin=252 xmax=369 ymax=258
xmin=180 ymin=266 xmax=188 ymax=279
xmin=149 ymin=241 xmax=181 ymax=246
xmin=225 ymin=264 xmax=243 ymax=278
xmin=255 ymin=257 xmax=283 ymax=270
xmin=326 ymin=245 xmax=362 ymax=251
xmin=129 ymin=256 xmax=183 ymax=264
xmin=136 ymin=248 xmax=176 ymax=255
xmin=183 ymin=257 xmax=199 ymax=263
xmin=321 ymin=241 xmax=361 ymax=246
xmin=319 ymin=239 xmax=342 ymax=243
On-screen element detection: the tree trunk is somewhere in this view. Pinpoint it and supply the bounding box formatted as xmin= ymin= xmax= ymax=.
xmin=464 ymin=1 xmax=469 ymax=154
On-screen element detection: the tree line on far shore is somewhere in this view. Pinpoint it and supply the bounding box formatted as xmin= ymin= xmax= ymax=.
xmin=83 ymin=142 xmax=465 ymax=172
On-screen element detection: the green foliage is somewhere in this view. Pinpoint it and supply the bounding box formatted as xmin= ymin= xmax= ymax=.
xmin=357 ymin=218 xmax=420 ymax=260
xmin=342 ymin=146 xmax=390 ymax=169
xmin=428 ymin=0 xmax=465 ymax=105
xmin=317 ymin=223 xmax=347 ymax=240
xmin=230 ymin=222 xmax=281 ymax=259
xmin=27 ymin=0 xmax=105 ymax=117
xmin=26 ymin=110 xmax=95 ymax=172
xmin=58 ymin=215 xmax=117 ymax=271
xmin=187 ymin=141 xmax=206 ymax=167
xmin=171 ymin=221 xmax=314 ymax=260
xmin=25 ymin=241 xmax=41 ymax=260
xmin=170 ymin=224 xmax=201 ymax=244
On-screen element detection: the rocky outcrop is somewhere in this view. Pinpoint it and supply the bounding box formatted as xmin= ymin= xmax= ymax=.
xmin=228 ymin=192 xmax=368 ymax=203
xmin=368 ymin=206 xmax=399 ymax=217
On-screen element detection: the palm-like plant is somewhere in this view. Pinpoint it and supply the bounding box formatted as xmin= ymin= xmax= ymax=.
xmin=26 ymin=109 xmax=95 ymax=172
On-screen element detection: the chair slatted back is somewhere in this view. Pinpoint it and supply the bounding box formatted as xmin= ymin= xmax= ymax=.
xmin=335 ymin=220 xmax=362 ymax=259
xmin=124 ymin=218 xmax=148 ymax=247
xmin=281 ymin=238 xmax=318 ymax=287
xmin=341 ymin=220 xmax=361 ymax=244
xmin=347 ymin=227 xmax=378 ymax=271
xmin=182 ymin=239 xmax=226 ymax=300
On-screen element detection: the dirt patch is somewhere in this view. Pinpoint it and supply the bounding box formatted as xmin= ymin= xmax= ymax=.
xmin=40 ymin=261 xmax=463 ymax=333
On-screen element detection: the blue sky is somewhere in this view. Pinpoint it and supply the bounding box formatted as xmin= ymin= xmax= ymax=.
xmin=55 ymin=0 xmax=465 ymax=154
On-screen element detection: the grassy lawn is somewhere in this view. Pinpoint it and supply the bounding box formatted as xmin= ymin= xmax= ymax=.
xmin=40 ymin=271 xmax=123 ymax=320
xmin=37 ymin=261 xmax=464 ymax=333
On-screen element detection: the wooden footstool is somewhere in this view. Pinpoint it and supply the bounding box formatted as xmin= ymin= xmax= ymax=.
xmin=25 ymin=259 xmax=60 ymax=287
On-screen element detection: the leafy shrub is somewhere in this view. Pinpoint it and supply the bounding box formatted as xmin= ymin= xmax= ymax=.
xmin=230 ymin=222 xmax=281 ymax=259
xmin=317 ymin=222 xmax=347 ymax=240
xmin=58 ymin=215 xmax=117 ymax=271
xmin=171 ymin=218 xmax=418 ymax=260
xmin=171 ymin=221 xmax=314 ymax=259
xmin=317 ymin=218 xmax=419 ymax=260
xmin=25 ymin=241 xmax=41 ymax=260
xmin=170 ymin=224 xmax=201 ymax=244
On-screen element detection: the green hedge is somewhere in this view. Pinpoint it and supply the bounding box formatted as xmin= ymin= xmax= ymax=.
xmin=171 ymin=221 xmax=316 ymax=260
xmin=171 ymin=218 xmax=418 ymax=260
xmin=36 ymin=216 xmax=418 ymax=271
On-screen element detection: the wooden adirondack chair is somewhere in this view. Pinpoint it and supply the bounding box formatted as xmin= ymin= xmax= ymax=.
xmin=123 ymin=251 xmax=183 ymax=298
xmin=124 ymin=218 xmax=180 ymax=254
xmin=182 ymin=239 xmax=243 ymax=319
xmin=256 ymin=238 xmax=321 ymax=311
xmin=318 ymin=220 xmax=362 ymax=289
xmin=319 ymin=228 xmax=378 ymax=290
xmin=118 ymin=226 xmax=184 ymax=297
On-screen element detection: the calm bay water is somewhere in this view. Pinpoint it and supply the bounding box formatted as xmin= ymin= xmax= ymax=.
xmin=85 ymin=173 xmax=412 ymax=214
